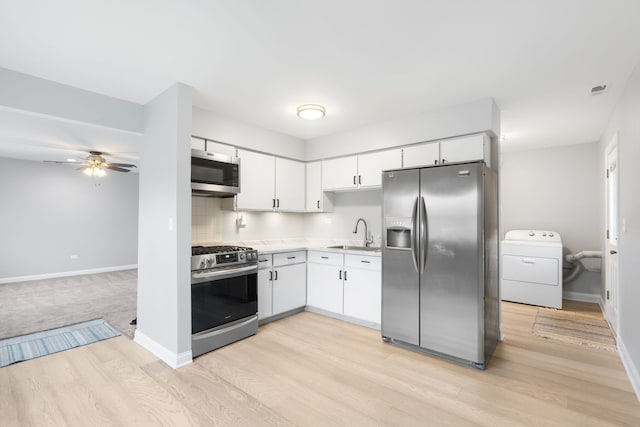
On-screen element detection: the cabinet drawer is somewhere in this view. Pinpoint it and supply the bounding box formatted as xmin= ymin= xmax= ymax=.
xmin=307 ymin=251 xmax=344 ymax=266
xmin=273 ymin=251 xmax=306 ymax=266
xmin=345 ymin=254 xmax=381 ymax=270
xmin=257 ymin=253 xmax=273 ymax=270
xmin=502 ymin=255 xmax=558 ymax=286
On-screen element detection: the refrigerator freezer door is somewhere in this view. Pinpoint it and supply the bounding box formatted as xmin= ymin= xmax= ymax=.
xmin=419 ymin=163 xmax=484 ymax=363
xmin=382 ymin=169 xmax=420 ymax=346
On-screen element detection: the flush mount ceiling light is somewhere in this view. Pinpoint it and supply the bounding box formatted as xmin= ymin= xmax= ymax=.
xmin=296 ymin=104 xmax=326 ymax=120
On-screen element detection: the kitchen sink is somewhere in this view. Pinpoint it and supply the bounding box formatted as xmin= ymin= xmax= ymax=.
xmin=326 ymin=245 xmax=381 ymax=252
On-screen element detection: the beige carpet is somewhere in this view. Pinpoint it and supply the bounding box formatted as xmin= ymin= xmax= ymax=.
xmin=532 ymin=309 xmax=616 ymax=352
xmin=0 ymin=269 xmax=137 ymax=340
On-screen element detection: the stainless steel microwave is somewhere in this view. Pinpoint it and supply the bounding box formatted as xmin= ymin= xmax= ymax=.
xmin=191 ymin=149 xmax=240 ymax=197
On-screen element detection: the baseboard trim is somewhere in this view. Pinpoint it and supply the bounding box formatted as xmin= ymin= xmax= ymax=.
xmin=562 ymin=291 xmax=600 ymax=303
xmin=618 ymin=336 xmax=640 ymax=403
xmin=0 ymin=264 xmax=138 ymax=284
xmin=133 ymin=329 xmax=192 ymax=369
xmin=304 ymin=306 xmax=381 ymax=330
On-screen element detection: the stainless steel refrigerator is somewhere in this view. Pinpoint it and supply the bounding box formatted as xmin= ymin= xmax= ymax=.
xmin=381 ymin=161 xmax=499 ymax=369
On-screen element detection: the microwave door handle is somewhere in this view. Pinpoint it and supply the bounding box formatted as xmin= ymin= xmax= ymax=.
xmin=191 ymin=265 xmax=258 ymax=283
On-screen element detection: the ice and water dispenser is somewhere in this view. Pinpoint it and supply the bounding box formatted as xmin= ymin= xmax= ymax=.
xmin=385 ymin=217 xmax=412 ymax=249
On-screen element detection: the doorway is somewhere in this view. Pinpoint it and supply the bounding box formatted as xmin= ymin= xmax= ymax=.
xmin=604 ymin=133 xmax=619 ymax=334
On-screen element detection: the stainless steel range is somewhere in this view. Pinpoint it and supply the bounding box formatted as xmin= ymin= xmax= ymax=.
xmin=191 ymin=245 xmax=259 ymax=357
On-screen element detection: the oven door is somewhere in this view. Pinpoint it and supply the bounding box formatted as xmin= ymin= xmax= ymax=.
xmin=191 ymin=265 xmax=258 ymax=334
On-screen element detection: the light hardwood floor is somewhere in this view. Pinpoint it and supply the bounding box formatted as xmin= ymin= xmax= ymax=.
xmin=2 ymin=301 xmax=639 ymax=426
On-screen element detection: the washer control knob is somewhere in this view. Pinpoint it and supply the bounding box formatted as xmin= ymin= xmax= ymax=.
xmin=528 ymin=231 xmax=535 ymax=236
xmin=549 ymin=233 xmax=554 ymax=237
xmin=542 ymin=232 xmax=547 ymax=236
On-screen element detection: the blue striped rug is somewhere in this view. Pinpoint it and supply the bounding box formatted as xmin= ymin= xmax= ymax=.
xmin=0 ymin=319 xmax=120 ymax=367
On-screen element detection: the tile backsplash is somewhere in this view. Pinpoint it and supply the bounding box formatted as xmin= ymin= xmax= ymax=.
xmin=191 ymin=196 xmax=222 ymax=243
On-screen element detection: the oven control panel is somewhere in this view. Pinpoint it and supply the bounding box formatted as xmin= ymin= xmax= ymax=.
xmin=191 ymin=249 xmax=258 ymax=271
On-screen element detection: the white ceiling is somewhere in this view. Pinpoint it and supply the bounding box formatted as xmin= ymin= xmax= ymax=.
xmin=1 ymin=0 xmax=640 ymax=158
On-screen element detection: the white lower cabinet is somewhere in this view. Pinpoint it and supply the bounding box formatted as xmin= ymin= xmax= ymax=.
xmin=257 ymin=268 xmax=273 ymax=320
xmin=343 ymin=267 xmax=381 ymax=324
xmin=273 ymin=263 xmax=307 ymax=315
xmin=307 ymin=251 xmax=381 ymax=325
xmin=307 ymin=259 xmax=344 ymax=314
xmin=272 ymin=251 xmax=307 ymax=315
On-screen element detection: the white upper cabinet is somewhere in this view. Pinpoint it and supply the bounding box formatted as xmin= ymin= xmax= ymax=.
xmin=275 ymin=157 xmax=305 ymax=211
xmin=402 ymin=133 xmax=490 ymax=169
xmin=306 ymin=161 xmax=333 ymax=212
xmin=439 ymin=134 xmax=487 ymax=165
xmin=236 ymin=149 xmax=275 ymax=210
xmin=322 ymin=148 xmax=401 ymax=191
xmin=402 ymin=142 xmax=440 ymax=168
xmin=235 ymin=150 xmax=305 ymax=211
xmin=357 ymin=149 xmax=402 ymax=188
xmin=322 ymin=155 xmax=358 ymax=190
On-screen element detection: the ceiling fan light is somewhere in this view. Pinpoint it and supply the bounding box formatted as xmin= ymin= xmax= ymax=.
xmin=83 ymin=167 xmax=93 ymax=176
xmin=297 ymin=104 xmax=326 ymax=120
xmin=95 ymin=168 xmax=106 ymax=177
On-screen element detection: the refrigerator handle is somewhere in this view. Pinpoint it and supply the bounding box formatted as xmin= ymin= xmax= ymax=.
xmin=410 ymin=196 xmax=419 ymax=272
xmin=420 ymin=196 xmax=428 ymax=274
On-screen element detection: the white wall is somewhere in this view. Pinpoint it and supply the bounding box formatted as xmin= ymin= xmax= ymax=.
xmin=192 ymin=107 xmax=305 ymax=160
xmin=136 ymin=83 xmax=192 ymax=367
xmin=0 ymin=157 xmax=138 ymax=281
xmin=0 ymin=68 xmax=143 ymax=133
xmin=500 ymin=142 xmax=602 ymax=296
xmin=305 ymin=97 xmax=500 ymax=160
xmin=599 ymin=60 xmax=640 ymax=398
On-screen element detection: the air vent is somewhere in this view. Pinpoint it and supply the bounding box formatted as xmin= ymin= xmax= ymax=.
xmin=590 ymin=84 xmax=608 ymax=96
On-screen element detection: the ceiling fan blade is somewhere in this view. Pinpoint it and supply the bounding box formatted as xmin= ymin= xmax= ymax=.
xmin=106 ymin=166 xmax=131 ymax=172
xmin=43 ymin=160 xmax=83 ymax=164
xmin=108 ymin=163 xmax=137 ymax=168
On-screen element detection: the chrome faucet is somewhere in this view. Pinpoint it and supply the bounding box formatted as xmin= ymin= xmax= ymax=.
xmin=353 ymin=218 xmax=373 ymax=247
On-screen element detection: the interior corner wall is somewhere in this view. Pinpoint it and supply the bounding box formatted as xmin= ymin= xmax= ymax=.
xmin=191 ymin=107 xmax=306 ymax=160
xmin=500 ymin=142 xmax=603 ymax=297
xmin=0 ymin=157 xmax=138 ymax=280
xmin=137 ymin=83 xmax=192 ymax=366
xmin=599 ymin=59 xmax=640 ymax=398
xmin=304 ymin=97 xmax=500 ymax=160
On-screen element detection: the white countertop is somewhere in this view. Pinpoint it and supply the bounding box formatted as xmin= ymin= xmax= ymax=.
xmin=193 ymin=239 xmax=382 ymax=257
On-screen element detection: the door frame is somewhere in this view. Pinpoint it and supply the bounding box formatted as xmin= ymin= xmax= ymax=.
xmin=604 ymin=132 xmax=619 ymax=335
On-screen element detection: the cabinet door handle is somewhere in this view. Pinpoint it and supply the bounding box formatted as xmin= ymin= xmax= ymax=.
xmin=358 ymin=175 xmax=362 ymax=185
xmin=361 ymin=260 xmax=371 ymax=264
xmin=269 ymin=270 xmax=273 ymax=281
xmin=274 ymin=270 xmax=278 ymax=280
xmin=442 ymin=158 xmax=447 ymax=164
xmin=321 ymin=256 xmax=329 ymax=259
xmin=259 ymin=259 xmax=269 ymax=263
xmin=353 ymin=176 xmax=356 ymax=185
xmin=287 ymin=256 xmax=296 ymax=260
xmin=317 ymin=200 xmax=320 ymax=209
xmin=276 ymin=198 xmax=280 ymax=208
xmin=339 ymin=270 xmax=342 ymax=280
xmin=434 ymin=159 xmax=438 ymax=165
xmin=344 ymin=270 xmax=348 ymax=281
xmin=272 ymin=198 xmax=276 ymax=208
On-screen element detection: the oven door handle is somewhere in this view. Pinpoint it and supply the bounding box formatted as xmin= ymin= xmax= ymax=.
xmin=191 ymin=265 xmax=258 ymax=283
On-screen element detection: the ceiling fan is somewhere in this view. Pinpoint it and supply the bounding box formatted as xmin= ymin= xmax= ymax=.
xmin=44 ymin=150 xmax=137 ymax=176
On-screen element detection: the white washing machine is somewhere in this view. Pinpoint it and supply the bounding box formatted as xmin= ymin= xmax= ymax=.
xmin=501 ymin=230 xmax=563 ymax=309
